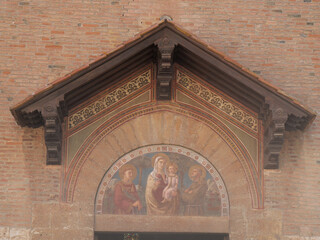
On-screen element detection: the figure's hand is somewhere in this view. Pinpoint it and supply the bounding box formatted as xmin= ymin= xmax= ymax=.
xmin=155 ymin=180 xmax=161 ymax=186
xmin=132 ymin=201 xmax=142 ymax=211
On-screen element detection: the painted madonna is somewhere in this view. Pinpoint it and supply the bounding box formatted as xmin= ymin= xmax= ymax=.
xmin=100 ymin=150 xmax=227 ymax=217
xmin=145 ymin=153 xmax=179 ymax=215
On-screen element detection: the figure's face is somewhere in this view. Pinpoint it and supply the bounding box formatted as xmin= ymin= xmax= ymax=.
xmin=157 ymin=158 xmax=165 ymax=170
xmin=191 ymin=168 xmax=201 ymax=179
xmin=168 ymin=166 xmax=175 ymax=174
xmin=123 ymin=169 xmax=134 ymax=181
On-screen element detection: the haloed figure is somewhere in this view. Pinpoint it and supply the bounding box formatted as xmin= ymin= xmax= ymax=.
xmin=181 ymin=165 xmax=207 ymax=216
xmin=113 ymin=164 xmax=142 ymax=214
xmin=162 ymin=162 xmax=179 ymax=203
xmin=145 ymin=153 xmax=179 ymax=215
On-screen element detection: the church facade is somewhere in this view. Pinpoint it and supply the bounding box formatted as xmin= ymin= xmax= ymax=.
xmin=1 ymin=1 xmax=319 ymax=240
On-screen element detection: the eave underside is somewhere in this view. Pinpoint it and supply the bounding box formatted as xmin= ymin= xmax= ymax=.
xmin=10 ymin=21 xmax=315 ymax=168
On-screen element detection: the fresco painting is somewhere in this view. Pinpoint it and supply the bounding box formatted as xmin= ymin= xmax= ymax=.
xmin=101 ymin=150 xmax=226 ymax=216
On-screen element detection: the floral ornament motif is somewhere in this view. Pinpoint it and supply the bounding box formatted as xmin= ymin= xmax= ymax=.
xmin=68 ymin=70 xmax=151 ymax=129
xmin=177 ymin=70 xmax=258 ymax=132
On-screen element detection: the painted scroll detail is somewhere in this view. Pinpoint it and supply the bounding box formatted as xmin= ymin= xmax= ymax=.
xmin=176 ymin=70 xmax=258 ymax=132
xmin=68 ymin=69 xmax=151 ymax=129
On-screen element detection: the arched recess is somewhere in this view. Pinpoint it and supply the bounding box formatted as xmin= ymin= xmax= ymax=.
xmin=94 ymin=144 xmax=230 ymax=232
xmin=95 ymin=144 xmax=229 ymax=215
xmin=64 ymin=103 xmax=261 ymax=212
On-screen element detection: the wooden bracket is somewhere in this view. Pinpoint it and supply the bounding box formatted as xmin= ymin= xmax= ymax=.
xmin=155 ymin=36 xmax=176 ymax=100
xmin=42 ymin=103 xmax=63 ymax=165
xmin=263 ymin=107 xmax=288 ymax=169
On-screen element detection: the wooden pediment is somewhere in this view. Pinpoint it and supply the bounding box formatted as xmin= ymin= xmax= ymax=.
xmin=10 ymin=20 xmax=315 ymax=168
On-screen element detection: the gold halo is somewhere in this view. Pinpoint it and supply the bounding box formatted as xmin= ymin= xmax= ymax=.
xmin=188 ymin=165 xmax=206 ymax=179
xmin=151 ymin=153 xmax=170 ymax=167
xmin=119 ymin=164 xmax=137 ymax=180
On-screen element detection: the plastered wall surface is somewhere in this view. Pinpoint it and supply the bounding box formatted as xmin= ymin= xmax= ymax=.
xmin=1 ymin=0 xmax=319 ymax=239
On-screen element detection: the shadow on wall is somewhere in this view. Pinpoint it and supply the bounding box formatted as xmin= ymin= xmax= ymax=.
xmin=94 ymin=232 xmax=229 ymax=240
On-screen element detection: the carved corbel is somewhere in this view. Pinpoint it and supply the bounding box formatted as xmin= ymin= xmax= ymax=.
xmin=264 ymin=107 xmax=288 ymax=169
xmin=286 ymin=114 xmax=310 ymax=131
xmin=155 ymin=36 xmax=176 ymax=100
xmin=42 ymin=103 xmax=62 ymax=165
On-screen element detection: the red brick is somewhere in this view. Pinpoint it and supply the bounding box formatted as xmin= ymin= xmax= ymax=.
xmin=82 ymin=24 xmax=99 ymax=27
xmin=0 ymin=0 xmax=319 ymax=239
xmin=45 ymin=45 xmax=63 ymax=49
xmin=85 ymin=32 xmax=101 ymax=35
xmin=51 ymin=30 xmax=64 ymax=34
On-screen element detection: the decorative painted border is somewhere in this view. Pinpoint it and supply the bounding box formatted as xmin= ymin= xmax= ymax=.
xmin=95 ymin=144 xmax=230 ymax=217
xmin=68 ymin=69 xmax=152 ymax=129
xmin=62 ymin=103 xmax=262 ymax=209
xmin=176 ymin=70 xmax=258 ymax=133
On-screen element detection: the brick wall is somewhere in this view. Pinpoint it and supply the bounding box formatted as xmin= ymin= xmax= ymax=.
xmin=1 ymin=0 xmax=319 ymax=239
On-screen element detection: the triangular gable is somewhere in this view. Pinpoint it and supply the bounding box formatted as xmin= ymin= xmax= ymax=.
xmin=10 ymin=20 xmax=316 ymax=168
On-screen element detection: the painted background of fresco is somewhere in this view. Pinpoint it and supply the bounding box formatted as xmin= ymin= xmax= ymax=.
xmin=100 ymin=151 xmax=225 ymax=217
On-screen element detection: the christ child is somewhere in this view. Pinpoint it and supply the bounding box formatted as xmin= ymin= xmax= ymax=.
xmin=162 ymin=162 xmax=179 ymax=203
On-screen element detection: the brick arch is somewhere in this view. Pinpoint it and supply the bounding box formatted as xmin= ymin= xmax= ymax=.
xmin=65 ymin=103 xmax=261 ymax=210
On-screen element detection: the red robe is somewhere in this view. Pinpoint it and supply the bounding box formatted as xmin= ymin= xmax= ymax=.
xmin=152 ymin=173 xmax=167 ymax=203
xmin=113 ymin=181 xmax=140 ymax=214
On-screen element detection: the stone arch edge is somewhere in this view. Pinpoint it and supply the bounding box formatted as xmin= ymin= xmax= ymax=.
xmin=62 ymin=103 xmax=262 ymax=209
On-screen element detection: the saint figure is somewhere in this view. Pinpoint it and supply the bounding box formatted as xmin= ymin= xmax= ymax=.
xmin=113 ymin=164 xmax=142 ymax=214
xmin=181 ymin=164 xmax=207 ymax=216
xmin=145 ymin=153 xmax=179 ymax=215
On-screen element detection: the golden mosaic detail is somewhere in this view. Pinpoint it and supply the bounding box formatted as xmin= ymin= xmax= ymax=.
xmin=177 ymin=70 xmax=258 ymax=132
xmin=68 ymin=70 xmax=151 ymax=129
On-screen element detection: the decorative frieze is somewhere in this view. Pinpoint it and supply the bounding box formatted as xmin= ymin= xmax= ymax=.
xmin=68 ymin=69 xmax=151 ymax=129
xmin=177 ymin=70 xmax=258 ymax=132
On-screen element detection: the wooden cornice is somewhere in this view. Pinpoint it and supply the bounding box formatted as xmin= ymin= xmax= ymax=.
xmin=10 ymin=20 xmax=316 ymax=166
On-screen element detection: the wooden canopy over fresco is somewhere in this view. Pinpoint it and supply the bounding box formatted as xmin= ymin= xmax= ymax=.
xmin=10 ymin=20 xmax=315 ymax=169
